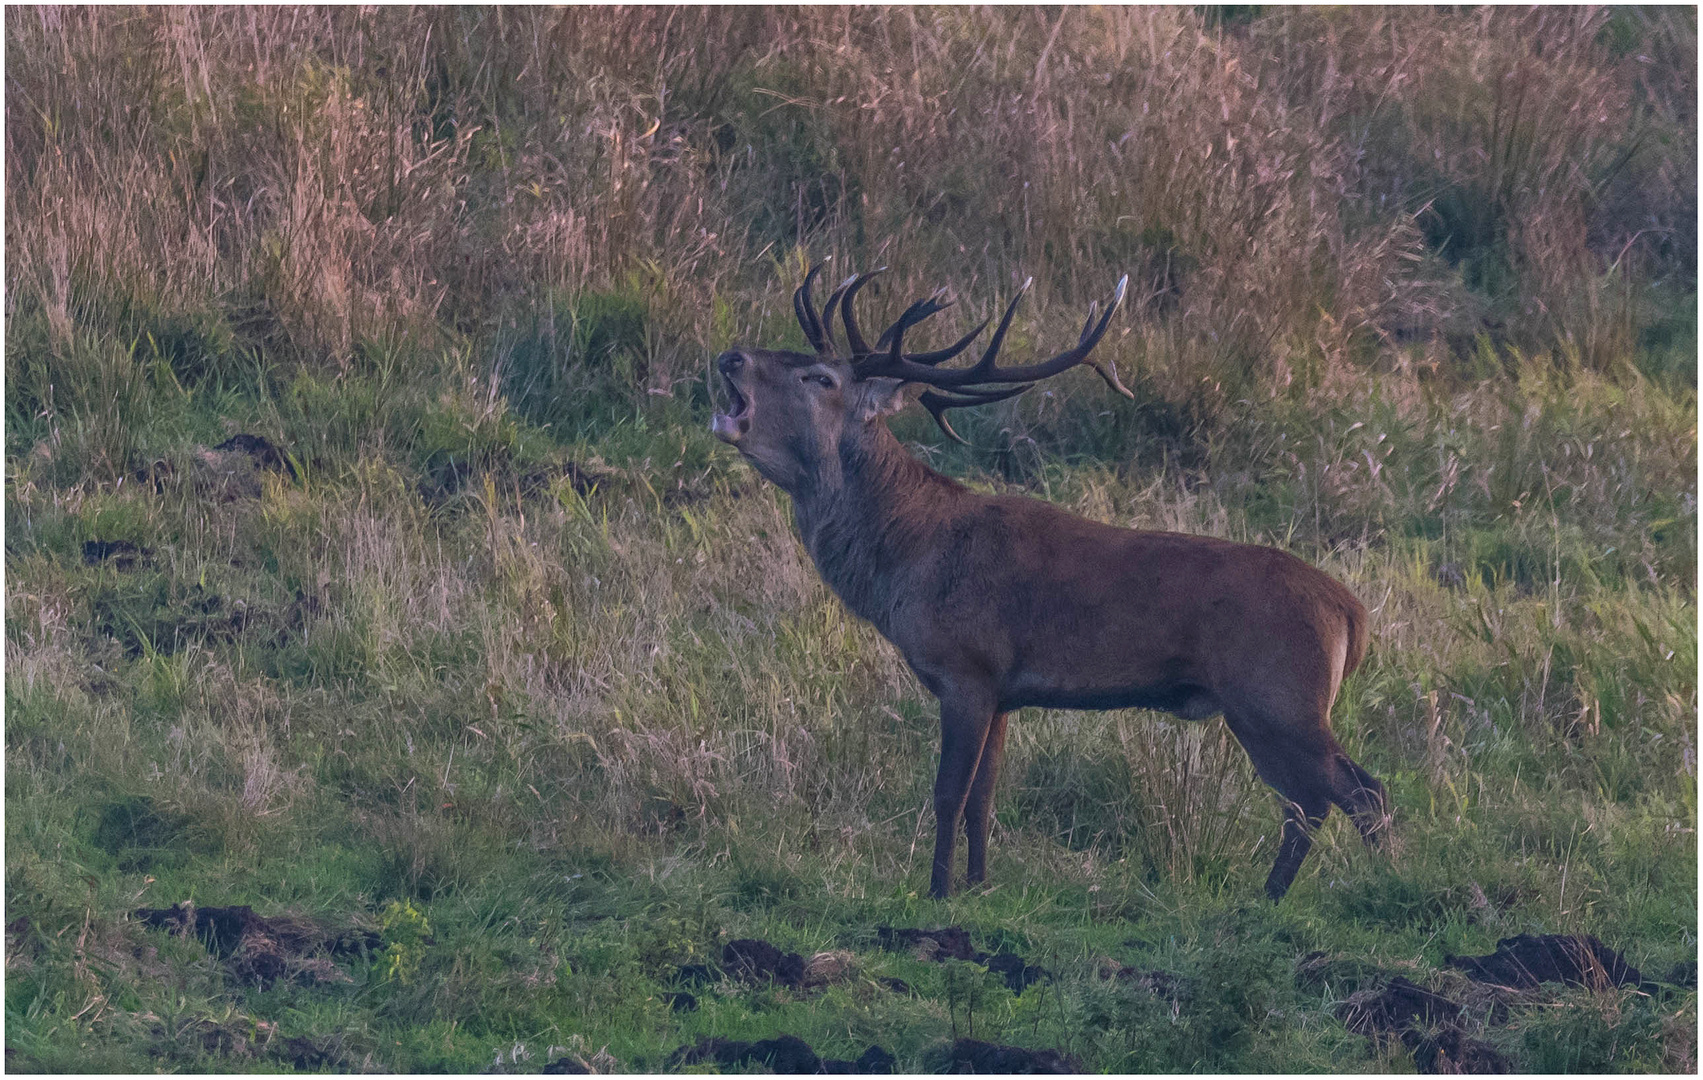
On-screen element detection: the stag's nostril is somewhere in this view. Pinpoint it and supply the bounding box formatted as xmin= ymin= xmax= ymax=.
xmin=718 ymin=351 xmax=745 ymax=375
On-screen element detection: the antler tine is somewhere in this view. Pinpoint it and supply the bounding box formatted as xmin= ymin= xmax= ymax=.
xmin=851 ymin=274 xmax=1129 ymax=394
xmin=1084 ymin=355 xmax=1136 ymax=399
xmin=793 ymin=262 xmax=829 ymax=354
xmin=856 ymin=291 xmax=952 ymax=380
xmin=838 ymin=269 xmax=886 ymax=356
xmin=902 ymin=316 xmax=989 ymax=367
xmin=948 ymin=273 xmax=1126 ymax=389
xmin=817 ymin=277 xmax=853 ymax=353
xmin=874 ymin=288 xmax=951 ymax=353
xmin=960 ymin=277 xmax=1032 ymax=381
xmin=918 ymin=385 xmax=1031 ymax=445
xmin=851 ymin=278 xmax=1025 ymax=382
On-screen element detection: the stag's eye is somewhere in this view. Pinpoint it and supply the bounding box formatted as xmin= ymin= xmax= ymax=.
xmin=802 ymin=373 xmax=836 ymax=389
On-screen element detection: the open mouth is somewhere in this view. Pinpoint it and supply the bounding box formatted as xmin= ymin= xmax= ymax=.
xmin=711 ymin=374 xmax=751 ymax=443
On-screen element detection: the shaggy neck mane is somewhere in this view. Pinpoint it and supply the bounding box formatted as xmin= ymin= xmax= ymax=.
xmin=790 ymin=422 xmax=963 ymax=626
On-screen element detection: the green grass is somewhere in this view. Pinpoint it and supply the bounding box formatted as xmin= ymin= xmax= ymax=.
xmin=5 ymin=341 xmax=1695 ymax=1072
xmin=5 ymin=6 xmax=1695 ymax=1073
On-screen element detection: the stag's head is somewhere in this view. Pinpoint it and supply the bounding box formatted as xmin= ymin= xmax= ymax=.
xmin=712 ymin=266 xmax=1131 ymax=493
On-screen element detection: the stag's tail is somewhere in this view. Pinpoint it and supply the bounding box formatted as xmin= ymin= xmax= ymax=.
xmin=1341 ymin=595 xmax=1370 ymax=680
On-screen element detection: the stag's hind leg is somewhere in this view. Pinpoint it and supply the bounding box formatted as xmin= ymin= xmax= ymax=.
xmin=1266 ymin=790 xmax=1332 ymax=901
xmin=1223 ymin=709 xmax=1344 ymax=901
xmin=1328 ymin=748 xmax=1389 ymax=848
xmin=1227 ymin=706 xmax=1388 ymax=899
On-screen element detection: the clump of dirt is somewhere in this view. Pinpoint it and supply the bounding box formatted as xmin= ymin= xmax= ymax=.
xmin=878 ymin=926 xmax=975 ymax=961
xmin=1444 ymin=934 xmax=1649 ymax=992
xmin=193 ymin=434 xmax=295 ymax=500
xmin=83 ymin=539 xmax=152 ymax=570
xmin=832 ymin=1046 xmax=897 ymax=1074
xmin=724 ymin=937 xmax=808 ymax=989
xmin=139 ymin=1009 xmax=350 ymax=1069
xmin=276 ymin=1034 xmax=348 ymax=1072
xmin=875 ymin=926 xmax=1049 ymax=994
xmin=1116 ymin=967 xmax=1193 ymax=1005
xmin=133 ymin=456 xmax=177 ymax=492
xmin=213 ymin=434 xmax=297 ymax=479
xmin=661 ymin=990 xmax=697 ymax=1012
xmin=672 ymin=939 xmax=866 ymax=995
xmin=131 ymin=901 xmax=379 ymax=988
xmin=91 ymin=577 xmax=317 ymax=660
xmin=1339 ymin=976 xmax=1462 ymax=1037
xmin=157 ymin=1013 xmax=278 ymax=1059
xmin=421 ymin=456 xmax=612 ymax=507
xmin=667 ymin=1034 xmax=895 ymax=1074
xmin=981 ymin=952 xmax=1049 ymax=994
xmin=521 ymin=461 xmax=609 ymax=499
xmin=1294 ymin=950 xmax=1395 ymax=995
xmin=943 ymin=1038 xmax=1082 ymax=1074
xmin=803 ymin=949 xmax=858 ymax=988
xmin=669 ymin=1035 xmax=818 ymax=1073
xmin=1338 ymin=976 xmax=1512 ymax=1075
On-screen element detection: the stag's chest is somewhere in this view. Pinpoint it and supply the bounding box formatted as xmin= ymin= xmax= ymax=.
xmin=794 ymin=511 xmax=910 ymax=635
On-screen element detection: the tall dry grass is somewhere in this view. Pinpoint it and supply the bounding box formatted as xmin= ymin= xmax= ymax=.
xmin=7 ymin=6 xmax=1692 ymax=403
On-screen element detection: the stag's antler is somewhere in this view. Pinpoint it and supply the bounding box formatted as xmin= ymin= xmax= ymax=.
xmin=791 ymin=265 xmax=1131 ymax=443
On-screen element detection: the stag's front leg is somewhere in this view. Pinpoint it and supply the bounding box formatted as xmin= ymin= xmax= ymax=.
xmin=964 ymin=711 xmax=1010 ymax=886
xmin=929 ymin=689 xmax=997 ymax=899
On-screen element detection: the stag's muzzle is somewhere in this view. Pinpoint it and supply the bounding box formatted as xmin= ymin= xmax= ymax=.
xmin=711 ymin=351 xmax=751 ymax=443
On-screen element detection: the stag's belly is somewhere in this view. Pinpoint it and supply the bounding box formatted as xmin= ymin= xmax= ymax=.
xmin=998 ymin=678 xmax=1222 ymax=720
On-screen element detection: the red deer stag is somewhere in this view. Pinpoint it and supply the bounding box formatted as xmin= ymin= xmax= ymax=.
xmin=711 ymin=266 xmax=1388 ymax=900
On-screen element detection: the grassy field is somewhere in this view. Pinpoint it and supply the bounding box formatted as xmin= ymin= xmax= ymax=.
xmin=5 ymin=6 xmax=1697 ymax=1073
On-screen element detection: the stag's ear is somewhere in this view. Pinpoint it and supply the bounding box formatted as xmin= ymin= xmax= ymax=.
xmin=852 ymin=377 xmax=911 ymax=422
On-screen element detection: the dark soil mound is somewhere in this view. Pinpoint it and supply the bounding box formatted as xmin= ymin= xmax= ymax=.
xmin=1408 ymin=1027 xmax=1516 ymax=1075
xmin=83 ymin=539 xmax=152 ymax=569
xmin=838 ymin=1046 xmax=896 ymax=1074
xmin=1117 ymin=967 xmax=1193 ymax=1004
xmin=667 ymin=1034 xmax=894 ymax=1074
xmin=1294 ymin=950 xmax=1391 ymax=995
xmin=875 ymin=926 xmax=1049 ymax=993
xmin=944 ymin=1039 xmax=1082 ymax=1074
xmin=1445 ymin=934 xmax=1646 ymax=992
xmin=278 ymin=1035 xmax=343 ymax=1072
xmin=1340 ymin=975 xmax=1462 ymax=1034
xmin=1339 ymin=976 xmax=1512 ymax=1075
xmin=213 ymin=433 xmax=296 ymax=479
xmin=877 ymin=926 xmax=976 ymax=961
xmin=132 ymin=901 xmax=378 ymax=987
xmin=521 ymin=461 xmax=608 ymax=498
xmin=724 ymin=937 xmax=808 ymax=989
xmin=982 ymin=951 xmax=1049 ymax=994
xmin=134 ymin=902 xmax=267 ymax=956
xmin=1665 ymin=959 xmax=1697 ymax=990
